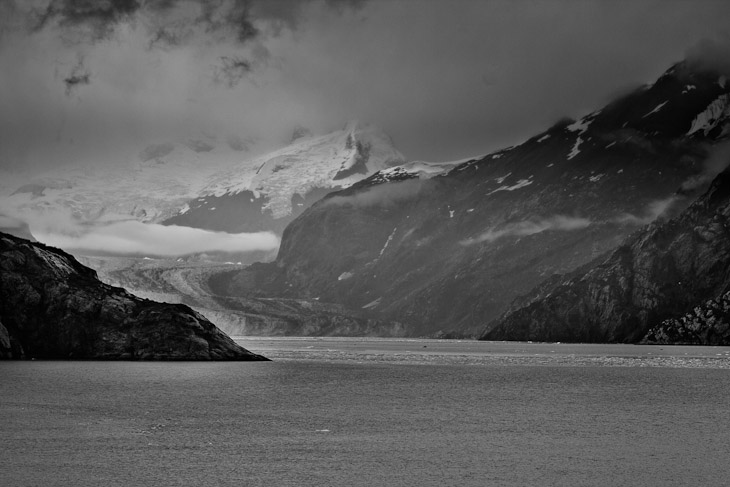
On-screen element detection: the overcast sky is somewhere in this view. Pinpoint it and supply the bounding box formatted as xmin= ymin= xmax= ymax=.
xmin=2 ymin=0 xmax=730 ymax=172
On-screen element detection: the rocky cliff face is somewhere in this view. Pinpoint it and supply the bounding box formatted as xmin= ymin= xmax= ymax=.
xmin=642 ymin=291 xmax=730 ymax=345
xmin=0 ymin=232 xmax=267 ymax=360
xmin=484 ymin=167 xmax=730 ymax=343
xmin=213 ymin=61 xmax=730 ymax=337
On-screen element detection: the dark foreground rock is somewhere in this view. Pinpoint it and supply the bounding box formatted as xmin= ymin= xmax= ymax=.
xmin=483 ymin=167 xmax=730 ymax=343
xmin=642 ymin=291 xmax=730 ymax=345
xmin=0 ymin=233 xmax=267 ymax=360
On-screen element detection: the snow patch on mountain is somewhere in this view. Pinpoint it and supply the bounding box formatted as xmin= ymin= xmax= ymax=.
xmin=495 ymin=173 xmax=512 ymax=184
xmin=687 ymin=94 xmax=730 ymax=136
xmin=565 ymin=113 xmax=598 ymax=160
xmin=566 ymin=116 xmax=593 ymax=134
xmin=488 ymin=177 xmax=533 ymax=195
xmin=643 ymin=101 xmax=668 ymax=118
xmin=379 ymin=227 xmax=397 ymax=256
xmin=567 ymin=136 xmax=583 ymax=160
xmin=589 ymin=173 xmax=605 ymax=183
xmin=370 ymin=154 xmax=481 ymax=183
xmin=362 ymin=297 xmax=382 ymax=309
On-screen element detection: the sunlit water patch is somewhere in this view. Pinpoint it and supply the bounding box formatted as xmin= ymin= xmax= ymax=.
xmin=238 ymin=337 xmax=730 ymax=368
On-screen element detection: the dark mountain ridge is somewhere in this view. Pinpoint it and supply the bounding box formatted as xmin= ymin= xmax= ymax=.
xmin=210 ymin=60 xmax=730 ymax=337
xmin=484 ymin=165 xmax=730 ymax=343
xmin=0 ymin=232 xmax=267 ymax=360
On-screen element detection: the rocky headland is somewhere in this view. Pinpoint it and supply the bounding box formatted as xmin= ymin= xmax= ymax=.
xmin=0 ymin=232 xmax=267 ymax=360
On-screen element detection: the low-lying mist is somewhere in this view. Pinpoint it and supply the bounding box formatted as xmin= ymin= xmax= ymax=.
xmin=35 ymin=221 xmax=280 ymax=257
xmin=3 ymin=207 xmax=279 ymax=257
xmin=460 ymin=215 xmax=592 ymax=246
xmin=324 ymin=179 xmax=425 ymax=208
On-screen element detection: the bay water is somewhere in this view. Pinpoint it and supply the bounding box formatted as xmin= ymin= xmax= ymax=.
xmin=2 ymin=338 xmax=729 ymax=486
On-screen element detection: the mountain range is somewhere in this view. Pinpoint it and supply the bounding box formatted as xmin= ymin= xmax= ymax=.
xmin=209 ymin=60 xmax=730 ymax=339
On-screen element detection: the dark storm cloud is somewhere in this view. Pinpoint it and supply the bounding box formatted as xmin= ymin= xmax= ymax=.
xmin=195 ymin=0 xmax=258 ymax=43
xmin=147 ymin=24 xmax=190 ymax=49
xmin=27 ymin=0 xmax=363 ymax=47
xmin=213 ymin=55 xmax=252 ymax=87
xmin=33 ymin=0 xmax=142 ymax=41
xmin=23 ymin=0 xmax=367 ymax=90
xmin=63 ymin=56 xmax=91 ymax=95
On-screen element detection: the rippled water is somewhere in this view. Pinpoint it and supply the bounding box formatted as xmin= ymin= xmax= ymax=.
xmin=2 ymin=339 xmax=730 ymax=486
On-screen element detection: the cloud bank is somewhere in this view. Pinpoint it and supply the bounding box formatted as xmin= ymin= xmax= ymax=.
xmin=614 ymin=197 xmax=682 ymax=226
xmin=2 ymin=205 xmax=279 ymax=256
xmin=681 ymin=141 xmax=730 ymax=192
xmin=324 ymin=179 xmax=424 ymax=208
xmin=34 ymin=220 xmax=280 ymax=256
xmin=461 ymin=215 xmax=592 ymax=246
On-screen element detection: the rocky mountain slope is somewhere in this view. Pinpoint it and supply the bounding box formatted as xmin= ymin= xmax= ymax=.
xmin=164 ymin=121 xmax=406 ymax=234
xmin=212 ymin=60 xmax=730 ymax=337
xmin=484 ymin=166 xmax=730 ymax=343
xmin=642 ymin=291 xmax=730 ymax=345
xmin=0 ymin=232 xmax=267 ymax=360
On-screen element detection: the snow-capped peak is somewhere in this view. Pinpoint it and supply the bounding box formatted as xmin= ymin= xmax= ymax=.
xmin=203 ymin=122 xmax=406 ymax=218
xmin=367 ymin=155 xmax=482 ymax=185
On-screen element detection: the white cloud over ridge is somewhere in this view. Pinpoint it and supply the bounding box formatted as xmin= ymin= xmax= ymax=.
xmin=324 ymin=179 xmax=424 ymax=208
xmin=461 ymin=215 xmax=592 ymax=246
xmin=18 ymin=212 xmax=279 ymax=257
xmin=613 ymin=197 xmax=680 ymax=226
xmin=33 ymin=220 xmax=279 ymax=257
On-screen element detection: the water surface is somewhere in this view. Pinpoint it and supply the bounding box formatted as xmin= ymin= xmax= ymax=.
xmin=2 ymin=339 xmax=729 ymax=486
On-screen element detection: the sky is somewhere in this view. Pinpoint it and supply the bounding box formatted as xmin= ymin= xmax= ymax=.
xmin=1 ymin=0 xmax=730 ymax=173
